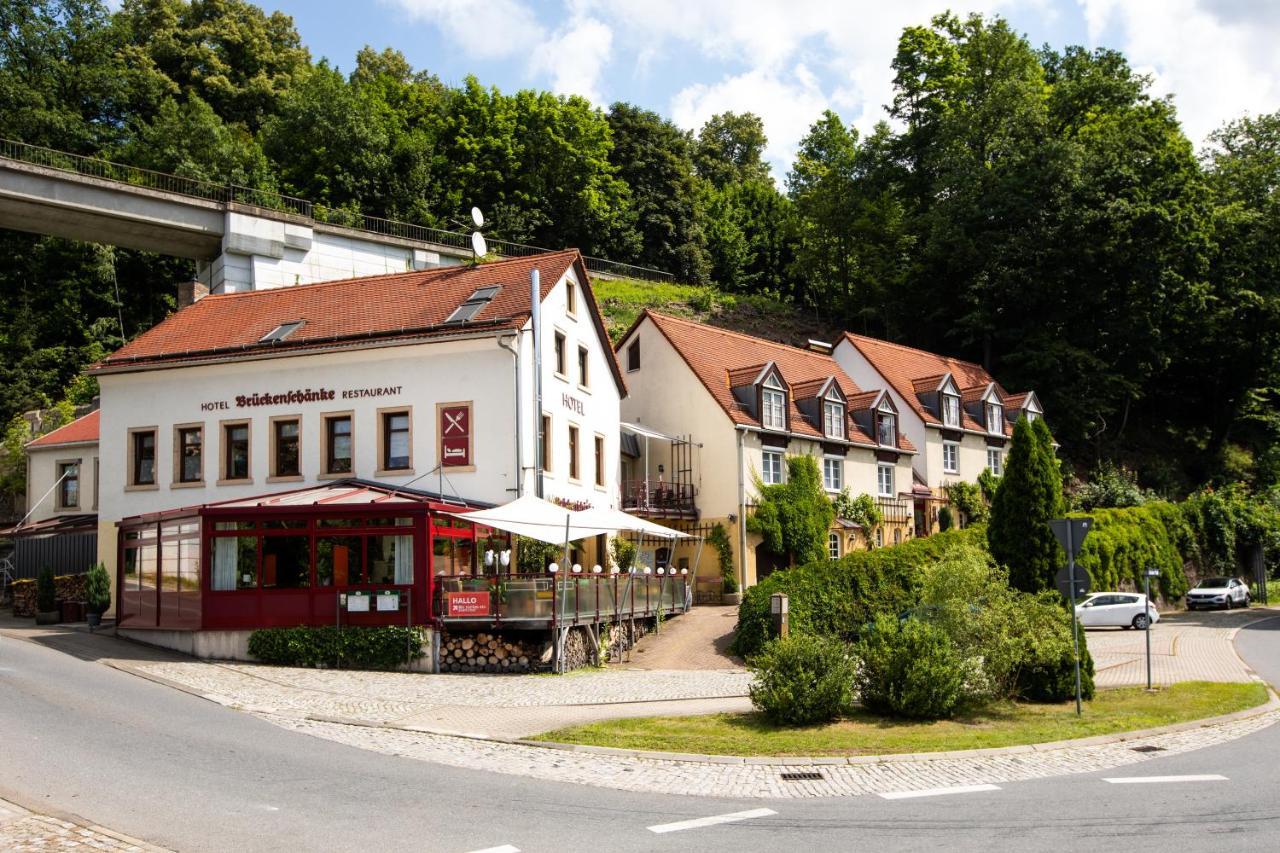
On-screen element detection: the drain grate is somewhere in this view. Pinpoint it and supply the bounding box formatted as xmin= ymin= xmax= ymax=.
xmin=780 ymin=771 xmax=825 ymax=781
xmin=1130 ymin=745 xmax=1166 ymax=753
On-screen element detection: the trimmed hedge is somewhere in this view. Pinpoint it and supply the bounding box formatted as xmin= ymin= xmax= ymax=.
xmin=1072 ymin=503 xmax=1192 ymax=600
xmin=247 ymin=626 xmax=427 ymax=670
xmin=734 ymin=526 xmax=986 ymax=658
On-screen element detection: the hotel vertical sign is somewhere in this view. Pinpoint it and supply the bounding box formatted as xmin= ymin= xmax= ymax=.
xmin=439 ymin=401 xmax=473 ymax=468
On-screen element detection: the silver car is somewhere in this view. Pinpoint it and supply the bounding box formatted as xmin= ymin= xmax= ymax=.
xmin=1186 ymin=577 xmax=1250 ymax=610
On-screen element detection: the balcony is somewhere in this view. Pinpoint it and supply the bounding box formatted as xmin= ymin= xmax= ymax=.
xmin=877 ymin=497 xmax=913 ymax=526
xmin=620 ymin=479 xmax=698 ymax=519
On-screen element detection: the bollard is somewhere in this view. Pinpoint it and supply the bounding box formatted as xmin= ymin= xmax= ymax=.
xmin=770 ymin=592 xmax=789 ymax=639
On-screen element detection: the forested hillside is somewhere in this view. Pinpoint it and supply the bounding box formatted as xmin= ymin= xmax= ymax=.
xmin=2 ymin=1 xmax=1278 ymax=496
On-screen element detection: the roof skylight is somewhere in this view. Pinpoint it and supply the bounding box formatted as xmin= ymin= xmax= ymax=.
xmin=260 ymin=320 xmax=305 ymax=342
xmin=445 ymin=285 xmax=501 ymax=324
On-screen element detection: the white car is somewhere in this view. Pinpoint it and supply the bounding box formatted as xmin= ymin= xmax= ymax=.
xmin=1186 ymin=577 xmax=1250 ymax=611
xmin=1075 ymin=592 xmax=1160 ymax=630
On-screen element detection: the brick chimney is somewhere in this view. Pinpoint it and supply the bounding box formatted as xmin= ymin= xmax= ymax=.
xmin=177 ymin=279 xmax=209 ymax=308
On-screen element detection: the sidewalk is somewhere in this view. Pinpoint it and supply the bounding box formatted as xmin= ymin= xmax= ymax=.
xmin=0 ymin=796 xmax=169 ymax=852
xmin=616 ymin=605 xmax=744 ymax=670
xmin=1088 ymin=608 xmax=1275 ymax=687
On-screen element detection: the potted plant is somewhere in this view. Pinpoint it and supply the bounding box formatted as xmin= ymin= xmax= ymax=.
xmin=35 ymin=566 xmax=59 ymax=625
xmin=85 ymin=562 xmax=111 ymax=629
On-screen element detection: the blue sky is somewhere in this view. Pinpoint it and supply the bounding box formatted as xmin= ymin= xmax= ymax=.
xmin=268 ymin=1 xmax=1280 ymax=178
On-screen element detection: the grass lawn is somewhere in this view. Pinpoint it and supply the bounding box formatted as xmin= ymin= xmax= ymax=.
xmin=531 ymin=681 xmax=1269 ymax=757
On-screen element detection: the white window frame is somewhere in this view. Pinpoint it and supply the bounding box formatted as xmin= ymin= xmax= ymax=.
xmin=762 ymin=449 xmax=784 ymax=485
xmin=986 ymin=401 xmax=1003 ymax=434
xmin=942 ymin=393 xmax=961 ymax=428
xmin=877 ymin=463 xmax=894 ymax=498
xmin=822 ymin=456 xmax=843 ymax=492
xmin=877 ymin=408 xmax=896 ymax=447
xmin=943 ymin=440 xmax=959 ymax=474
xmin=828 ymin=531 xmax=841 ymax=560
xmin=761 ymin=383 xmax=786 ymax=431
xmin=823 ymin=399 xmax=845 ymax=439
xmin=987 ymin=448 xmax=1003 ymax=476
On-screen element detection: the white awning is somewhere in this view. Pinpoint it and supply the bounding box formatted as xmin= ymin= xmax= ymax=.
xmin=443 ymin=494 xmax=614 ymax=545
xmin=572 ymin=506 xmax=693 ymax=540
xmin=620 ymin=421 xmax=681 ymax=442
xmin=444 ymin=495 xmax=692 ymax=544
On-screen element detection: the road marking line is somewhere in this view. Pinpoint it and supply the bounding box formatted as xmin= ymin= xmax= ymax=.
xmin=647 ymin=808 xmax=777 ymax=834
xmin=1103 ymin=775 xmax=1228 ymax=784
xmin=879 ymin=784 xmax=1002 ymax=800
xmin=465 ymin=846 xmax=520 ymax=853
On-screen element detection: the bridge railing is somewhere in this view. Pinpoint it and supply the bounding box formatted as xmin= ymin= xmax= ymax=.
xmin=0 ymin=137 xmax=673 ymax=282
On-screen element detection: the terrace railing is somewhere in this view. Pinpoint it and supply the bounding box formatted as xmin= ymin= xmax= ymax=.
xmin=0 ymin=138 xmax=673 ymax=282
xmin=877 ymin=497 xmax=914 ymax=526
xmin=435 ymin=572 xmax=690 ymax=626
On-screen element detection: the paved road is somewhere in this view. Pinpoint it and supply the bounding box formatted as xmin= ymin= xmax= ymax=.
xmin=2 ymin=612 xmax=1279 ymax=852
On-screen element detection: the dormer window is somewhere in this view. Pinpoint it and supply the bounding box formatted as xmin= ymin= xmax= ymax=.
xmin=986 ymin=401 xmax=1004 ymax=434
xmin=876 ymin=407 xmax=896 ymax=447
xmin=823 ymin=390 xmax=845 ymax=439
xmin=942 ymin=393 xmax=960 ymax=428
xmin=762 ymin=375 xmax=786 ymax=431
xmin=1025 ymin=409 xmax=1039 ymax=424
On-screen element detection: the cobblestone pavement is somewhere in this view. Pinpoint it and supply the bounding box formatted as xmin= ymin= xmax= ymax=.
xmin=0 ymin=798 xmax=169 ymax=852
xmin=265 ymin=706 xmax=1280 ymax=799
xmin=1088 ymin=609 xmax=1275 ymax=687
xmin=125 ymin=660 xmax=753 ymax=737
xmin=617 ymin=605 xmax=744 ymax=670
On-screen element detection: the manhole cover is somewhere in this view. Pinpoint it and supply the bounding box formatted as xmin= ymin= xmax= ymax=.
xmin=1130 ymin=745 xmax=1165 ymax=753
xmin=780 ymin=771 xmax=824 ymax=781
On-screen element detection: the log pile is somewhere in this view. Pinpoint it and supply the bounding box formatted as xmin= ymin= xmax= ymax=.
xmin=9 ymin=574 xmax=89 ymax=617
xmin=439 ymin=632 xmax=546 ymax=673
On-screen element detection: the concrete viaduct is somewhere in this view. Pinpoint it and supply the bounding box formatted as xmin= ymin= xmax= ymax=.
xmin=0 ymin=142 xmax=661 ymax=292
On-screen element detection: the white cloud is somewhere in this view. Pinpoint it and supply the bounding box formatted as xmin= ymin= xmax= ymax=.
xmin=533 ymin=15 xmax=614 ymax=103
xmin=384 ymin=0 xmax=546 ymax=60
xmin=1076 ymin=0 xmax=1280 ymax=145
xmin=670 ymin=65 xmax=829 ymax=181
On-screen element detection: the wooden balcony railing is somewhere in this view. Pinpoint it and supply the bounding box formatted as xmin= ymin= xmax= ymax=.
xmin=877 ymin=497 xmax=914 ymax=526
xmin=620 ymin=479 xmax=697 ymax=517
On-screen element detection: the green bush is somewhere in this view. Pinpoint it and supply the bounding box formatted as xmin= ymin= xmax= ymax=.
xmin=748 ymin=634 xmax=857 ymax=725
xmin=855 ymin=615 xmax=968 ymax=720
xmin=944 ymin=480 xmax=988 ymax=525
xmin=84 ymin=563 xmax=111 ymax=614
xmin=1013 ymin=593 xmax=1095 ymax=702
xmin=937 ymin=505 xmax=954 ymax=531
xmin=748 ymin=455 xmax=835 ymax=566
xmin=36 ymin=566 xmax=56 ymax=612
xmin=247 ymin=626 xmax=427 ymax=670
xmin=734 ymin=526 xmax=985 ymax=657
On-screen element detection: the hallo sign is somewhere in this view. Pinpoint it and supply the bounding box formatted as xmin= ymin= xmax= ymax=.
xmin=446 ymin=591 xmax=490 ymax=617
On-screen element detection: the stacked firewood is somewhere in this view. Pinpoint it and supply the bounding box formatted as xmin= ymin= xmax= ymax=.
xmin=439 ymin=632 xmax=545 ymax=673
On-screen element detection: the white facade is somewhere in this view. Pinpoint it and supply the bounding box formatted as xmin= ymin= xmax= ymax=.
xmin=94 ymin=266 xmax=621 ymax=574
xmin=25 ymin=441 xmax=99 ymax=523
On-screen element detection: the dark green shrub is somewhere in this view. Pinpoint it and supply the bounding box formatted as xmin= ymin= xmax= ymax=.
xmin=855 ymin=615 xmax=967 ymax=720
xmin=748 ymin=634 xmax=857 ymax=725
xmin=247 ymin=626 xmax=426 ymax=670
xmin=36 ymin=566 xmax=56 ymax=613
xmin=734 ymin=526 xmax=984 ymax=657
xmin=938 ymin=505 xmax=954 ymax=531
xmin=1013 ymin=594 xmax=1095 ymax=702
xmin=989 ymin=416 xmax=1065 ymax=592
xmin=748 ymin=456 xmax=835 ymax=565
xmin=84 ymin=563 xmax=111 ymax=614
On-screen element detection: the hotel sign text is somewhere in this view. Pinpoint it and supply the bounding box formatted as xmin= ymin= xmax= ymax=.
xmin=199 ymin=385 xmax=403 ymax=412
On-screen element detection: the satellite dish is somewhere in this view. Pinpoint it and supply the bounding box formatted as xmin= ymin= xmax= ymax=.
xmin=471 ymin=231 xmax=487 ymax=258
xmin=471 ymin=206 xmax=485 ymax=228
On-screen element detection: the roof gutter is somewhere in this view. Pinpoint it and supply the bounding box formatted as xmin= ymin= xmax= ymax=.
xmin=89 ymin=324 xmax=521 ymax=376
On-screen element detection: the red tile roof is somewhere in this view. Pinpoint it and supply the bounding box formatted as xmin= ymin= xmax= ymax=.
xmin=94 ymin=252 xmax=625 ymax=393
xmin=842 ymin=333 xmax=1019 ymax=436
xmin=636 ymin=311 xmax=914 ymax=451
xmin=26 ymin=410 xmax=99 ymax=449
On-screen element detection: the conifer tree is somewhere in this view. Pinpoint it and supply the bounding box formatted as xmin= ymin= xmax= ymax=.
xmin=988 ymin=416 xmax=1064 ymax=591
